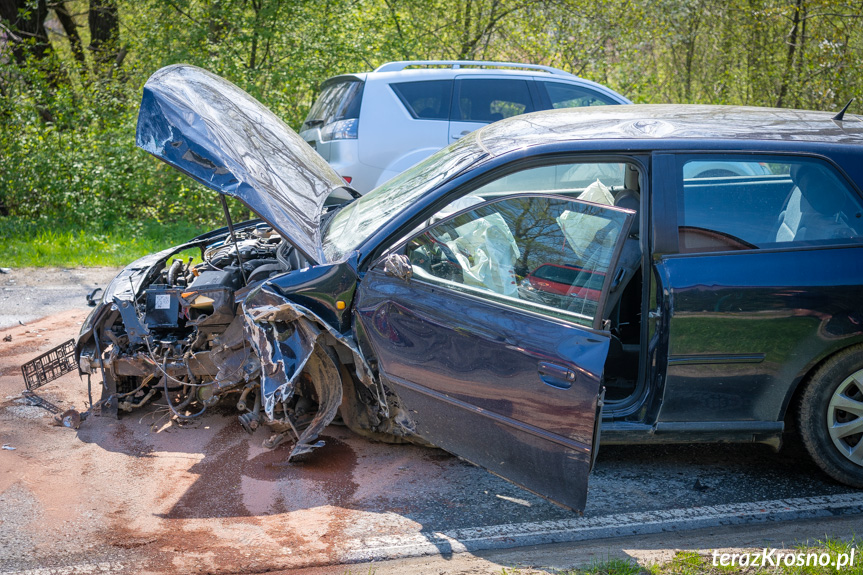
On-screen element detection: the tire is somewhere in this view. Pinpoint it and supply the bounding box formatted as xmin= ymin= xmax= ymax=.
xmin=798 ymin=344 xmax=863 ymax=488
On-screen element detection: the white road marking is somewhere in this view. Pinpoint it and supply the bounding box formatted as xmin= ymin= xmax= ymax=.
xmin=341 ymin=492 xmax=863 ymax=562
xmin=0 ymin=562 xmax=127 ymax=575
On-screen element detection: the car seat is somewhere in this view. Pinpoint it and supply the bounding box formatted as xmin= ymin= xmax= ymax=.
xmin=775 ymin=164 xmax=854 ymax=243
xmin=603 ymin=188 xmax=641 ymax=314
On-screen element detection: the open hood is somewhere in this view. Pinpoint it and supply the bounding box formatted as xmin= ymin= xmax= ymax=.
xmin=136 ymin=64 xmax=347 ymax=264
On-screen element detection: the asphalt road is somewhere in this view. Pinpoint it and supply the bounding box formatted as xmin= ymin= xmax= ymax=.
xmin=0 ymin=267 xmax=116 ymax=329
xmin=0 ymin=266 xmax=860 ymax=574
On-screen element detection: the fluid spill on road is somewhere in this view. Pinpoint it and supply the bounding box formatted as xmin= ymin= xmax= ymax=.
xmin=165 ymin=421 xmax=358 ymax=519
xmin=246 ymin=436 xmax=359 ymax=506
xmin=165 ymin=421 xmax=251 ymax=519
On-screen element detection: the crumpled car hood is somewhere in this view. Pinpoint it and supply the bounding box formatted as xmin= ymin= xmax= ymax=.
xmin=136 ymin=64 xmax=347 ymax=264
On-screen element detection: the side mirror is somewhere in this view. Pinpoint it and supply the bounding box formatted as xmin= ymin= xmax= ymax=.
xmin=383 ymin=254 xmax=412 ymax=282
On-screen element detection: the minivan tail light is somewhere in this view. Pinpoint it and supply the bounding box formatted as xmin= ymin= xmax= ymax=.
xmin=343 ymin=176 xmax=352 ymax=184
xmin=320 ymin=118 xmax=358 ymax=141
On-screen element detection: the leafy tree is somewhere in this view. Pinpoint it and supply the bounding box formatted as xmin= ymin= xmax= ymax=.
xmin=1 ymin=0 xmax=862 ymax=231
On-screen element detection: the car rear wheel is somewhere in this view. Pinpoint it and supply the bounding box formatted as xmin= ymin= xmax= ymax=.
xmin=798 ymin=345 xmax=863 ymax=487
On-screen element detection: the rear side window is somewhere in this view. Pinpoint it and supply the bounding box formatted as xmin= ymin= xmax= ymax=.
xmin=469 ymin=162 xmax=627 ymax=197
xmin=542 ymin=81 xmax=616 ymax=108
xmin=303 ymin=79 xmax=364 ymax=130
xmin=455 ymin=79 xmax=535 ymax=123
xmin=677 ymin=155 xmax=863 ymax=253
xmin=390 ymin=80 xmax=453 ymax=120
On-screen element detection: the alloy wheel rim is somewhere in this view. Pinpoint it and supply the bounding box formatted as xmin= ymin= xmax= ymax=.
xmin=827 ymin=368 xmax=863 ymax=466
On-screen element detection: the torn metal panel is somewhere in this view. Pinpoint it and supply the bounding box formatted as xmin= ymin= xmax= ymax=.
xmin=243 ymin=301 xmax=321 ymax=418
xmin=242 ymin=283 xmax=417 ymax=447
xmin=287 ymin=344 xmax=342 ymax=459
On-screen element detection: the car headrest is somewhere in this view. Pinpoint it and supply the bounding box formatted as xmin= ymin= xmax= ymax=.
xmin=791 ymin=163 xmax=844 ymax=216
xmin=614 ymin=189 xmax=640 ymax=236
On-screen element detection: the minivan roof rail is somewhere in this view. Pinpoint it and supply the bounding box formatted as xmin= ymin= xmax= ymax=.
xmin=373 ymin=60 xmax=575 ymax=76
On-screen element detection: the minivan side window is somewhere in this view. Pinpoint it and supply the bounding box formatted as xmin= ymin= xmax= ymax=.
xmin=455 ymin=79 xmax=535 ymax=123
xmin=677 ymin=156 xmax=863 ymax=253
xmin=542 ymin=81 xmax=616 ymax=108
xmin=390 ymin=80 xmax=453 ymax=120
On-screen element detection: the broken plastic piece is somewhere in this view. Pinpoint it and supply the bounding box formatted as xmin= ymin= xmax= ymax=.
xmin=22 ymin=390 xmax=62 ymax=414
xmin=21 ymin=339 xmax=77 ymax=390
xmin=86 ymin=287 xmax=103 ymax=307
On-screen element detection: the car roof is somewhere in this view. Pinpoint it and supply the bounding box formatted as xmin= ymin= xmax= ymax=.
xmin=474 ymin=104 xmax=863 ymax=157
xmin=320 ymin=62 xmax=630 ymax=102
xmin=324 ymin=69 xmax=589 ymax=83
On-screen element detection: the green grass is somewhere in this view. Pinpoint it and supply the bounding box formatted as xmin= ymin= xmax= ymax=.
xmin=0 ymin=218 xmax=208 ymax=267
xmin=640 ymin=539 xmax=863 ymax=575
xmin=496 ymin=538 xmax=861 ymax=575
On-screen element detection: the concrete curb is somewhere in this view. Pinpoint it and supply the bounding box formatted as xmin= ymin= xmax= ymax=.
xmin=341 ymin=492 xmax=863 ymax=562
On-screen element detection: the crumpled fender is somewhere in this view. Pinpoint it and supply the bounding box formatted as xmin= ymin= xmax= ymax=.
xmin=242 ymin=282 xmax=410 ymax=457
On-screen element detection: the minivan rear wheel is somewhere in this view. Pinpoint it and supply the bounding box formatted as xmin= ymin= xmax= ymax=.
xmin=798 ymin=344 xmax=863 ymax=487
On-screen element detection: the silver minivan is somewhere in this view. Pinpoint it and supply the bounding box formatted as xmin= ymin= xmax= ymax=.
xmin=299 ymin=60 xmax=631 ymax=194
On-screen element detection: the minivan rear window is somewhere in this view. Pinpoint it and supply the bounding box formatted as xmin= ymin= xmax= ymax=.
xmin=390 ymin=80 xmax=453 ymax=120
xmin=542 ymin=81 xmax=616 ymax=108
xmin=303 ymin=79 xmax=364 ymax=130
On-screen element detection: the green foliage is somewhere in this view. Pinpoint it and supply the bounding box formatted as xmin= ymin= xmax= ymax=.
xmin=0 ymin=217 xmax=206 ymax=267
xmin=2 ymin=0 xmax=862 ymax=249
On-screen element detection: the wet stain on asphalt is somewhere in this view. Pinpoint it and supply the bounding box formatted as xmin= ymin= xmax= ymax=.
xmin=164 ymin=422 xmax=358 ymax=519
xmin=246 ymin=435 xmax=359 ymax=506
xmin=165 ymin=420 xmax=251 ymax=519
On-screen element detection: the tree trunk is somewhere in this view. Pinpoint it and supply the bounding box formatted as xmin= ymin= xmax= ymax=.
xmin=54 ymin=1 xmax=87 ymax=73
xmin=0 ymin=0 xmax=52 ymax=66
xmin=88 ymin=0 xmax=120 ymax=74
xmin=776 ymin=0 xmax=803 ymax=108
xmin=0 ymin=0 xmax=64 ymax=120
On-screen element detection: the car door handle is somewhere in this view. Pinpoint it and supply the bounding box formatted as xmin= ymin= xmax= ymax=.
xmin=451 ymin=130 xmax=471 ymax=140
xmin=538 ymin=361 xmax=576 ymax=389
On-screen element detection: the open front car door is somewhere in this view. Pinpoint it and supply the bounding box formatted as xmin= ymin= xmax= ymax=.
xmin=355 ymin=194 xmax=635 ymax=511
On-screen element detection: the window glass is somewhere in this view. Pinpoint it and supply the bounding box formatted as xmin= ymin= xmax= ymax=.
xmin=323 ymin=135 xmax=487 ymax=262
xmin=404 ymin=196 xmax=630 ymax=326
xmin=678 ymin=156 xmax=863 ymax=253
xmin=471 ymin=162 xmax=627 ymax=198
xmin=456 ymin=79 xmax=534 ymax=123
xmin=390 ymin=80 xmax=453 ymax=120
xmin=303 ymin=79 xmax=363 ymax=130
xmin=543 ymin=82 xmax=616 ymax=108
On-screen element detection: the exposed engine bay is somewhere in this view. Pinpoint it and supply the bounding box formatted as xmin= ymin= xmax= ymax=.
xmin=75 ymin=221 xmax=419 ymax=459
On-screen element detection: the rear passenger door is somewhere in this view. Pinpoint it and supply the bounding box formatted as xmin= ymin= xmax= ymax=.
xmin=449 ymin=77 xmax=537 ymax=142
xmin=654 ymin=153 xmax=863 ymax=426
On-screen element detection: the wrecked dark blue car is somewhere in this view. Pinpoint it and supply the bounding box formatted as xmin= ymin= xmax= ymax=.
xmin=74 ymin=65 xmax=863 ymax=511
